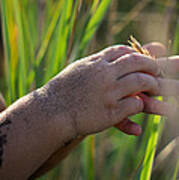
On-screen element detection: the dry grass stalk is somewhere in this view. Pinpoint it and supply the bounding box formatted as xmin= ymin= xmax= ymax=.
xmin=128 ymin=35 xmax=152 ymax=57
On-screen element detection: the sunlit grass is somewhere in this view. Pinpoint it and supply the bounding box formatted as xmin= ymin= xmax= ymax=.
xmin=140 ymin=111 xmax=164 ymax=180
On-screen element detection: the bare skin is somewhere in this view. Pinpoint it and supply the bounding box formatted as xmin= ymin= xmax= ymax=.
xmin=0 ymin=43 xmax=179 ymax=180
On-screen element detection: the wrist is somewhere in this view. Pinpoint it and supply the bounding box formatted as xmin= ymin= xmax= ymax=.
xmin=40 ymin=79 xmax=79 ymax=149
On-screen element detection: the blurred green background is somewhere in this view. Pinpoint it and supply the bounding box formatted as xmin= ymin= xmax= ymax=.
xmin=0 ymin=0 xmax=179 ymax=179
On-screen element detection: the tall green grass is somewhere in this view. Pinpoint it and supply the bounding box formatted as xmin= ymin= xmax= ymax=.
xmin=0 ymin=0 xmax=178 ymax=180
xmin=1 ymin=0 xmax=111 ymax=102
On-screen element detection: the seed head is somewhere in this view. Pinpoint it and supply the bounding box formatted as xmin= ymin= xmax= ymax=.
xmin=128 ymin=35 xmax=152 ymax=57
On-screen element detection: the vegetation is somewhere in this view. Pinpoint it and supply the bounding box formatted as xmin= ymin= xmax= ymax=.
xmin=0 ymin=0 xmax=178 ymax=179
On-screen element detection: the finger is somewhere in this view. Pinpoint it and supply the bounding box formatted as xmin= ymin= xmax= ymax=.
xmin=114 ymin=118 xmax=142 ymax=136
xmin=100 ymin=45 xmax=135 ymax=62
xmin=106 ymin=73 xmax=158 ymax=106
xmin=139 ymin=93 xmax=177 ymax=117
xmin=157 ymin=56 xmax=179 ymax=76
xmin=110 ymin=53 xmax=159 ymax=79
xmin=143 ymin=42 xmax=167 ymax=58
xmin=107 ymin=73 xmax=179 ymax=106
xmin=155 ymin=78 xmax=179 ymax=96
xmin=110 ymin=96 xmax=143 ymax=125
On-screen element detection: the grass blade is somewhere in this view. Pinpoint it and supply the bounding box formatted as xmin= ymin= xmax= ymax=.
xmin=1 ymin=0 xmax=12 ymax=104
xmin=0 ymin=0 xmax=18 ymax=103
xmin=140 ymin=97 xmax=164 ymax=180
xmin=12 ymin=0 xmax=27 ymax=97
xmin=79 ymin=0 xmax=111 ymax=56
xmin=82 ymin=136 xmax=95 ymax=180
xmin=36 ymin=0 xmax=63 ymax=67
xmin=44 ymin=0 xmax=74 ymax=82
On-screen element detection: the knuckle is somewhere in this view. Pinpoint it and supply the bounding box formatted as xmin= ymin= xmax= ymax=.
xmin=127 ymin=97 xmax=144 ymax=114
xmin=130 ymin=53 xmax=139 ymax=62
xmin=128 ymin=53 xmax=146 ymax=67
xmin=134 ymin=73 xmax=146 ymax=87
xmin=103 ymin=47 xmax=117 ymax=59
xmin=134 ymin=73 xmax=158 ymax=93
xmin=134 ymin=73 xmax=153 ymax=89
xmin=103 ymin=45 xmax=132 ymax=57
xmin=115 ymin=97 xmax=144 ymax=122
xmin=129 ymin=53 xmax=148 ymax=66
xmin=102 ymin=46 xmax=116 ymax=56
